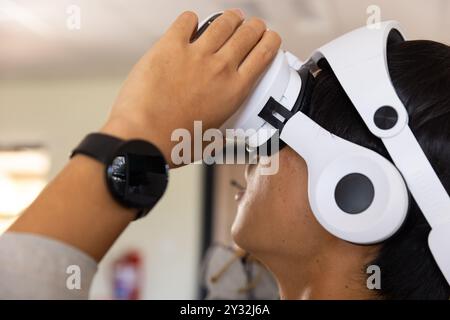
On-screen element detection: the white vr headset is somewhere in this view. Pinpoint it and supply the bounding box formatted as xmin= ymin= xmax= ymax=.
xmin=198 ymin=15 xmax=450 ymax=284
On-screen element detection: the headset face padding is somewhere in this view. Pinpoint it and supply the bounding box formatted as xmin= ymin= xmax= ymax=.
xmin=281 ymin=112 xmax=409 ymax=244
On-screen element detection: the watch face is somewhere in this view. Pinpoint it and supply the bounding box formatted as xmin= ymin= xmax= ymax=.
xmin=106 ymin=140 xmax=169 ymax=211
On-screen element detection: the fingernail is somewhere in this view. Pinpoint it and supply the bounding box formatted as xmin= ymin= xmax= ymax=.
xmin=231 ymin=8 xmax=245 ymax=19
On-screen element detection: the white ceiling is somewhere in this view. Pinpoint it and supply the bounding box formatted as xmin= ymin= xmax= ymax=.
xmin=1 ymin=0 xmax=449 ymax=79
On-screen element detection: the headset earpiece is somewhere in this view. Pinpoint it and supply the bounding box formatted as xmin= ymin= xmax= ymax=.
xmin=281 ymin=112 xmax=409 ymax=244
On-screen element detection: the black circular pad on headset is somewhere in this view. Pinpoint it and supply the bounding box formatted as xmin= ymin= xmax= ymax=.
xmin=374 ymin=106 xmax=398 ymax=130
xmin=334 ymin=173 xmax=375 ymax=214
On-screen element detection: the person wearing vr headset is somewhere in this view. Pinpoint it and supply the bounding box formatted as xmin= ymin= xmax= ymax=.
xmin=231 ymin=39 xmax=450 ymax=299
xmin=1 ymin=8 xmax=449 ymax=301
xmin=230 ymin=29 xmax=450 ymax=299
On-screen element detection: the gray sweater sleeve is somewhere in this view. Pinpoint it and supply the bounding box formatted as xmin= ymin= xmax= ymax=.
xmin=0 ymin=232 xmax=98 ymax=299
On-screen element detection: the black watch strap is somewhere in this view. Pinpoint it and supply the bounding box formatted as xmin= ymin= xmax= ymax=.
xmin=71 ymin=133 xmax=123 ymax=164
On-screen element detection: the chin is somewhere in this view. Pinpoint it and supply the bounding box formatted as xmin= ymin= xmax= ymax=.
xmin=231 ymin=210 xmax=252 ymax=250
xmin=231 ymin=215 xmax=246 ymax=247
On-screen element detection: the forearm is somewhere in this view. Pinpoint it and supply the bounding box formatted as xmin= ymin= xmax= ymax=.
xmin=8 ymin=114 xmax=173 ymax=261
xmin=9 ymin=154 xmax=135 ymax=262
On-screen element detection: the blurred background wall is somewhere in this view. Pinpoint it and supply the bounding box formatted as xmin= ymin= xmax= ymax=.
xmin=1 ymin=0 xmax=449 ymax=299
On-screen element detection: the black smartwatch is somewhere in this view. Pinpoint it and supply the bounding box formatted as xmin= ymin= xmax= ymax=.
xmin=71 ymin=133 xmax=169 ymax=220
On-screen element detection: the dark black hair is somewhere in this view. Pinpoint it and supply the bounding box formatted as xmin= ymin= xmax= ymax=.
xmin=308 ymin=40 xmax=450 ymax=299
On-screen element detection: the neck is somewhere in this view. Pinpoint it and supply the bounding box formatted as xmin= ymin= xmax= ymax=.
xmin=258 ymin=242 xmax=378 ymax=300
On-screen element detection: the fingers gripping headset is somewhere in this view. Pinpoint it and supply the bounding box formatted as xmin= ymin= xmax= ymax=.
xmin=197 ymin=14 xmax=450 ymax=283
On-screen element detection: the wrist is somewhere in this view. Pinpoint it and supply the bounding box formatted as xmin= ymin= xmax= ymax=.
xmin=71 ymin=131 xmax=169 ymax=220
xmin=101 ymin=116 xmax=150 ymax=140
xmin=101 ymin=117 xmax=173 ymax=167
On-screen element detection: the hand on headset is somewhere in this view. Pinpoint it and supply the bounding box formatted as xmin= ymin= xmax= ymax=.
xmin=102 ymin=9 xmax=281 ymax=167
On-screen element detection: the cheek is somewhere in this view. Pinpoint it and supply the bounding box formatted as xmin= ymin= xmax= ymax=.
xmin=239 ymin=171 xmax=277 ymax=220
xmin=232 ymin=169 xmax=268 ymax=231
xmin=232 ymin=150 xmax=311 ymax=251
xmin=231 ymin=171 xmax=280 ymax=250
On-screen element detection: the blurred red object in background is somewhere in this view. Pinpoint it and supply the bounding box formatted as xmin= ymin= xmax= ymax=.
xmin=113 ymin=250 xmax=143 ymax=300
